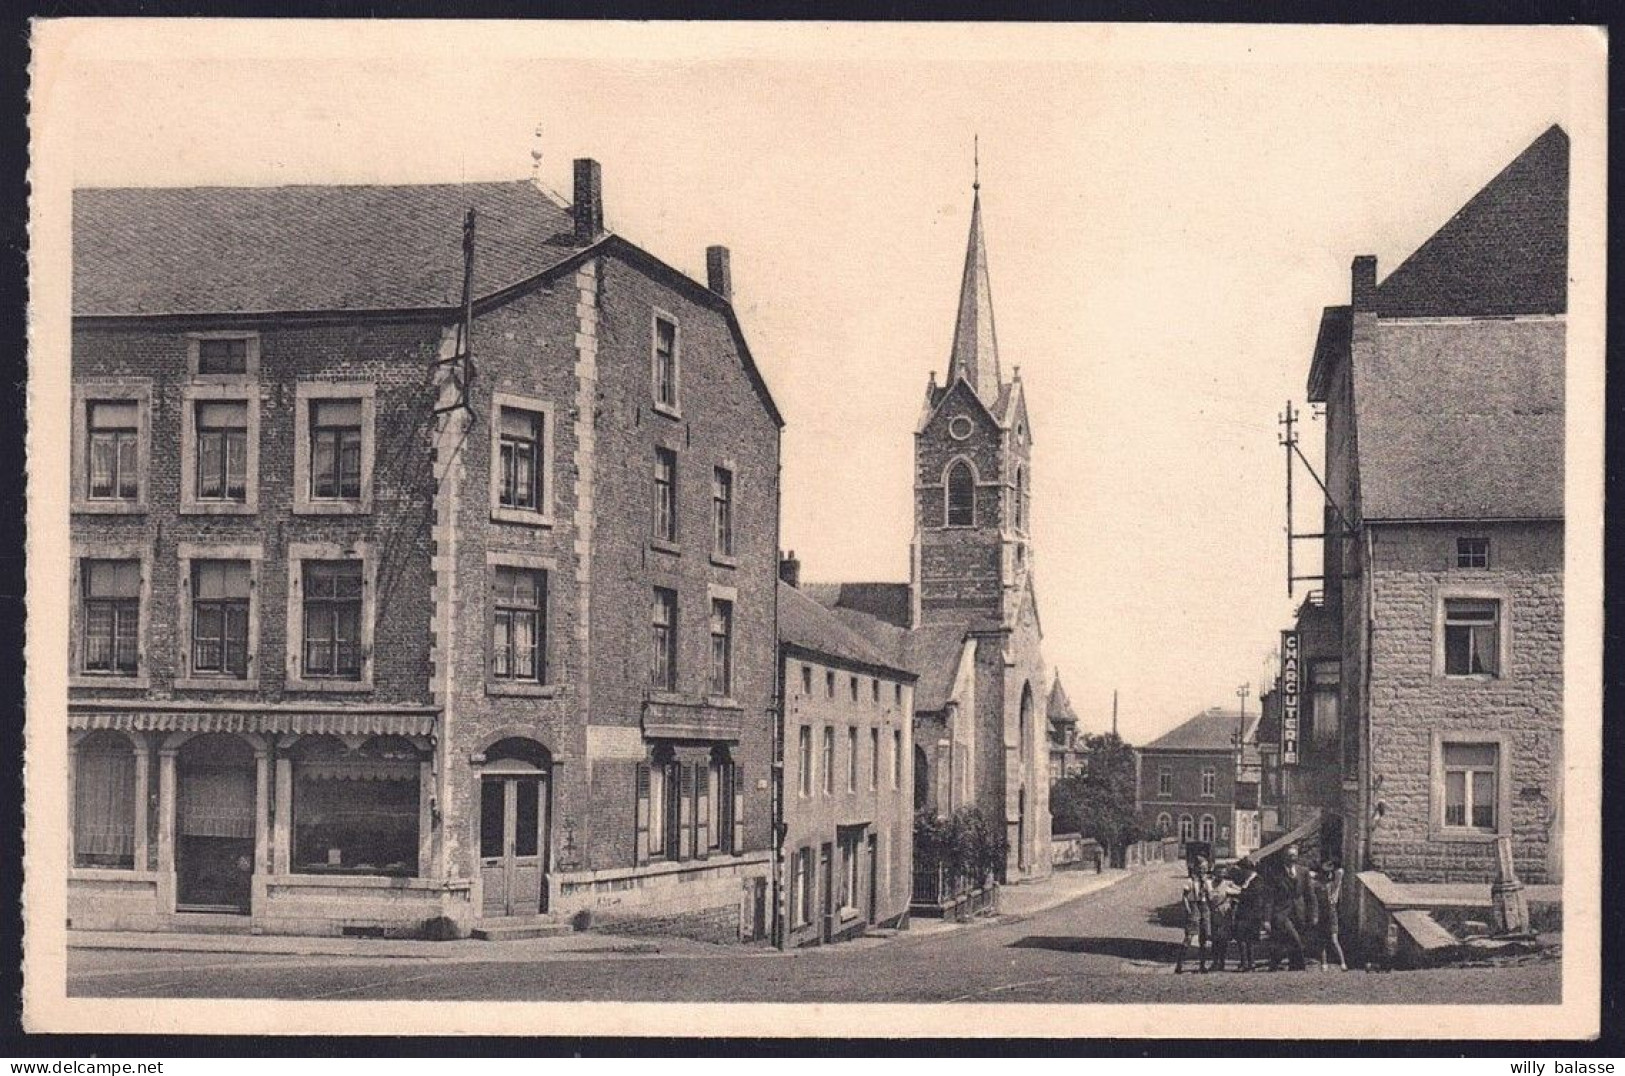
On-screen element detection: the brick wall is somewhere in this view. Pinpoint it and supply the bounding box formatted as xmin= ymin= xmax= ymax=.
xmin=580 ymin=253 xmax=779 ymax=875
xmin=1137 ymin=749 xmax=1237 ymax=853
xmin=1363 ymin=521 xmax=1562 ymax=883
xmin=70 ymin=319 xmax=443 ymax=705
xmin=915 ymin=381 xmax=1006 ymax=623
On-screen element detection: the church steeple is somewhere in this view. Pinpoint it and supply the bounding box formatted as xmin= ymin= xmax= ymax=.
xmin=947 ymin=158 xmax=1002 ymax=405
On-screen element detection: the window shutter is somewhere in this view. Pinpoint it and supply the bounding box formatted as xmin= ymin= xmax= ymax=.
xmin=634 ymin=763 xmax=650 ymax=866
xmin=677 ymin=762 xmax=695 ymax=861
xmin=694 ymin=764 xmax=710 ymax=860
xmin=732 ymin=765 xmax=745 ymax=855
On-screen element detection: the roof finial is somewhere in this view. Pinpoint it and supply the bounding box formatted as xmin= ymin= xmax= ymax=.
xmin=973 ymin=133 xmax=980 ymax=192
xmin=529 ymin=123 xmax=545 ymax=182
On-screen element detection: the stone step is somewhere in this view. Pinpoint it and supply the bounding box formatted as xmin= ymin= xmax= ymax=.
xmin=1391 ymin=909 xmax=1461 ymax=966
xmin=471 ymin=917 xmax=572 ymax=942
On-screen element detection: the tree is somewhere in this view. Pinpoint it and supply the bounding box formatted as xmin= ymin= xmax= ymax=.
xmin=1050 ymin=731 xmax=1147 ymax=865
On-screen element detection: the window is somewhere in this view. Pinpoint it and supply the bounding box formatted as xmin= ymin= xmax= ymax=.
xmin=1156 ymin=812 xmax=1172 ymax=836
xmin=309 ymin=399 xmax=363 ymax=501
xmin=1178 ymin=814 xmax=1194 ymax=842
xmin=790 ymin=847 xmax=810 ymax=927
xmin=1201 ymin=767 xmax=1216 ymax=798
xmin=822 ymin=727 xmax=835 ymax=795
xmin=849 ymin=676 xmax=859 ymax=702
xmin=653 ymin=315 xmax=679 ymax=409
xmin=651 ymin=588 xmax=678 ymax=690
xmin=1444 ymin=598 xmax=1500 ymax=676
xmin=74 ymin=731 xmax=138 ymax=869
xmin=871 ymin=679 xmax=880 ymax=704
xmin=798 ymin=726 xmax=813 ymax=798
xmin=893 ymin=730 xmax=903 ymax=788
xmin=80 ymin=559 xmax=141 ymax=676
xmin=1199 ymin=814 xmax=1216 ymax=843
xmin=712 ymin=467 xmax=734 ymax=558
xmin=825 ymin=670 xmax=835 ymax=698
xmin=499 ymin=408 xmax=543 ymax=510
xmin=1014 ymin=465 xmax=1026 ymax=532
xmin=652 ymin=448 xmax=678 ymax=543
xmin=895 ymin=683 xmax=903 ymax=706
xmin=801 ymin=665 xmax=812 ymax=694
xmin=195 ymin=400 xmax=249 ymax=503
xmin=292 ymin=737 xmax=421 ymax=877
xmin=87 ymin=401 xmax=140 ymax=502
xmin=302 ymin=561 xmax=363 ymax=680
xmin=706 ymin=751 xmax=737 ymax=854
xmin=709 ymin=599 xmax=733 ymax=697
xmin=190 ymin=560 xmax=251 ymax=679
xmin=946 ymin=461 xmax=975 ymax=526
xmin=847 ymin=726 xmax=859 ymax=792
xmin=1443 ymin=742 xmax=1499 ymax=831
xmin=643 ymin=754 xmax=682 ymax=860
xmin=492 ymin=567 xmax=547 ymax=683
xmin=839 ymin=829 xmax=862 ymax=912
xmin=870 ymin=728 xmax=880 ymax=790
xmin=197 ymin=337 xmax=250 ymax=376
xmin=1157 ymin=769 xmax=1172 ymax=797
xmin=1457 ymin=537 xmax=1490 ymax=569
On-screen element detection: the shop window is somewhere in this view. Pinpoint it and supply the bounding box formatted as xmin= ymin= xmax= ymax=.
xmin=292 ymin=737 xmax=421 ymax=877
xmin=73 ymin=732 xmax=137 ymax=869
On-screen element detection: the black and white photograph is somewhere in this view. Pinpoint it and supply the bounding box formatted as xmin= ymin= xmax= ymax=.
xmin=21 ymin=19 xmax=1605 ymax=1039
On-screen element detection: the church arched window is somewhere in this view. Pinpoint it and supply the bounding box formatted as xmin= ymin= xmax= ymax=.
xmin=945 ymin=461 xmax=975 ymax=527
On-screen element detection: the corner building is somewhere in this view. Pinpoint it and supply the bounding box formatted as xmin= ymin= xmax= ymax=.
xmin=67 ymin=159 xmax=782 ymax=940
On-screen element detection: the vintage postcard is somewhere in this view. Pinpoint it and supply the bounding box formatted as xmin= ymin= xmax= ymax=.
xmin=22 ymin=19 xmax=1606 ymax=1039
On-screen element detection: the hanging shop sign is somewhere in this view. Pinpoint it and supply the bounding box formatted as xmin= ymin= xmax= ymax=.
xmin=1281 ymin=630 xmax=1300 ymax=765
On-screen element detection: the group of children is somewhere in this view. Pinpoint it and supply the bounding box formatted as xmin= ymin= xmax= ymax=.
xmin=1175 ymin=843 xmax=1346 ymax=974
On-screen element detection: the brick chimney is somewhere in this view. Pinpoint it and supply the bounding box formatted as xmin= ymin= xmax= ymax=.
xmin=573 ymin=158 xmax=604 ymax=244
xmin=1351 ymin=255 xmax=1377 ymax=313
xmin=706 ymin=246 xmax=732 ymax=301
xmin=779 ymin=550 xmax=801 ymax=589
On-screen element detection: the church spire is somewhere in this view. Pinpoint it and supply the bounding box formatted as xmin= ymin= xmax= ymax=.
xmin=947 ymin=145 xmax=1002 ymax=404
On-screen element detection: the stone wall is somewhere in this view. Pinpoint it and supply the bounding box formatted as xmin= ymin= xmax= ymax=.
xmin=1364 ymin=522 xmax=1563 ymax=883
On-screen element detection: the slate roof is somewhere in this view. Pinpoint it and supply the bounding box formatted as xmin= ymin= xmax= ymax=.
xmin=1141 ymin=708 xmax=1246 ymax=753
xmin=1353 ymin=317 xmax=1563 ymax=521
xmin=1374 ymin=125 xmax=1568 ymax=319
xmin=779 ymin=583 xmax=913 ymax=678
xmin=1047 ymin=675 xmax=1079 ymax=731
xmin=800 ymin=582 xmax=977 ymax=714
xmin=74 ymin=181 xmax=580 ymax=316
xmin=801 ymin=582 xmax=913 ymax=631
xmin=902 ymin=624 xmax=975 ymax=713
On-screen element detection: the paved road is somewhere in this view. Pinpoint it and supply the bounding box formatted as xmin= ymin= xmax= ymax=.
xmin=68 ymin=865 xmax=1559 ymax=1004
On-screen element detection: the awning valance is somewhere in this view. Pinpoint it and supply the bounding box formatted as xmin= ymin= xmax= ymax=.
xmin=69 ymin=709 xmax=438 ymax=738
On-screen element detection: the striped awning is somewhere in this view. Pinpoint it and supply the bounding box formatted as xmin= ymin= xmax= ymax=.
xmin=69 ymin=709 xmax=438 ymax=737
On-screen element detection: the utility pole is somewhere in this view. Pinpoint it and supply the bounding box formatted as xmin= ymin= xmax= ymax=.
xmin=1279 ymin=401 xmax=1297 ymax=595
xmin=1111 ymin=689 xmax=1118 ymax=739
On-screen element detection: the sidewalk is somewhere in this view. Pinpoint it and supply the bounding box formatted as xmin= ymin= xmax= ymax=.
xmin=67 ymin=926 xmax=757 ymax=963
xmin=849 ymin=865 xmax=1138 ymax=948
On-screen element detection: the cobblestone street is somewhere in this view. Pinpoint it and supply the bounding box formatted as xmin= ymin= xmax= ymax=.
xmin=67 ymin=864 xmax=1560 ymax=1005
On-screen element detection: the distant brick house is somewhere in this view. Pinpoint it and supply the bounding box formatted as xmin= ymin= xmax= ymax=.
xmin=1300 ymin=124 xmax=1566 ymax=886
xmin=66 ymin=158 xmax=783 ymax=940
xmin=1135 ymin=709 xmax=1245 ymax=858
xmin=776 ymin=572 xmax=916 ymax=947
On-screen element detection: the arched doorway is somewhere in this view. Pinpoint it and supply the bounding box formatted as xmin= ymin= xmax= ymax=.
xmin=176 ymin=733 xmax=257 ymax=913
xmin=478 ymin=737 xmax=552 ymax=919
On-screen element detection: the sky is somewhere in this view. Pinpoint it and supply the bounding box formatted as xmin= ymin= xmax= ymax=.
xmin=37 ymin=21 xmax=1598 ymax=745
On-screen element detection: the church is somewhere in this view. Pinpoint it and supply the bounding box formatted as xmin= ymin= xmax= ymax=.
xmin=803 ymin=173 xmax=1053 ymax=883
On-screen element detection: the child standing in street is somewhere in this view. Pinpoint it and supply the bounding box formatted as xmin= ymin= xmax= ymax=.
xmin=1175 ymin=857 xmax=1214 ymax=974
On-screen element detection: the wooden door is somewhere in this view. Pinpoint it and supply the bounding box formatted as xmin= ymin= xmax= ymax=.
xmin=479 ymin=770 xmax=549 ymax=918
